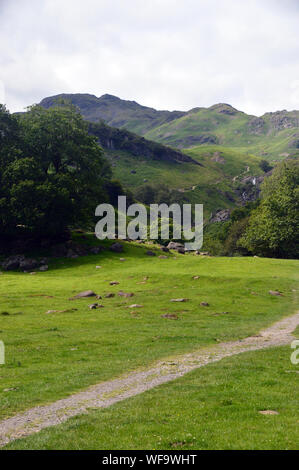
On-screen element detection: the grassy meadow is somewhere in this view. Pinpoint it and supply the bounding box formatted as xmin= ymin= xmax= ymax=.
xmin=0 ymin=240 xmax=298 ymax=426
xmin=5 ymin=345 xmax=298 ymax=450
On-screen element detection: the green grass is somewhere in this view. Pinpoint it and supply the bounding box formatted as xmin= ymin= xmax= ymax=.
xmin=4 ymin=346 xmax=299 ymax=450
xmin=0 ymin=241 xmax=298 ymax=421
xmin=143 ymin=106 xmax=299 ymax=161
xmin=108 ymin=145 xmax=263 ymax=216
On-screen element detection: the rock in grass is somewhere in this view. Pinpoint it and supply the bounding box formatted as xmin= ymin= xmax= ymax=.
xmin=104 ymin=293 xmax=115 ymax=298
xmin=39 ymin=265 xmax=48 ymax=272
xmin=119 ymin=258 xmax=126 ymax=261
xmin=46 ymin=308 xmax=78 ymax=314
xmin=109 ymin=242 xmax=123 ymax=253
xmin=118 ymin=291 xmax=134 ymax=298
xmin=89 ymin=303 xmax=104 ymax=309
xmin=259 ymin=410 xmax=279 ymax=415
xmin=200 ymin=302 xmax=209 ymax=307
xmin=110 ymin=281 xmax=119 ymax=286
xmin=192 ymin=276 xmax=200 ymax=280
xmin=69 ymin=290 xmax=96 ymax=300
xmin=161 ymin=314 xmax=179 ymax=320
xmin=269 ymin=290 xmax=283 ymax=296
xmin=170 ymin=298 xmax=189 ymax=302
xmin=146 ymin=250 xmax=156 ymax=256
xmin=129 ymin=304 xmax=143 ymax=308
xmin=159 ymin=255 xmax=168 ymax=259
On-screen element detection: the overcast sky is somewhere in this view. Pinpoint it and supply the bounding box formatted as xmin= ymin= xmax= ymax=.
xmin=1 ymin=0 xmax=299 ymax=115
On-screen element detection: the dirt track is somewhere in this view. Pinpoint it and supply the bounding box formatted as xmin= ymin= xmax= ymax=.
xmin=0 ymin=311 xmax=298 ymax=447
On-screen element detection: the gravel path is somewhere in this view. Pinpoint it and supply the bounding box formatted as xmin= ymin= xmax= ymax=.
xmin=0 ymin=311 xmax=298 ymax=447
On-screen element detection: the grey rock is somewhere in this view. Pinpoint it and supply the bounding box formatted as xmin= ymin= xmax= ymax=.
xmin=69 ymin=290 xmax=97 ymax=300
xmin=146 ymin=250 xmax=156 ymax=256
xmin=39 ymin=265 xmax=49 ymax=272
xmin=109 ymin=242 xmax=123 ymax=253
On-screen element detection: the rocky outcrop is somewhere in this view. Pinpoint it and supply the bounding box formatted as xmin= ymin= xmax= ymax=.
xmin=88 ymin=122 xmax=202 ymax=165
xmin=210 ymin=209 xmax=230 ymax=223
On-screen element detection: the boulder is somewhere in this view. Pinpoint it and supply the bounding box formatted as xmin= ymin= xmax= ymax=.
xmin=39 ymin=265 xmax=49 ymax=272
xmin=170 ymin=298 xmax=189 ymax=302
xmin=210 ymin=209 xmax=230 ymax=223
xmin=1 ymin=255 xmax=25 ymax=271
xmin=161 ymin=314 xmax=178 ymax=320
xmin=118 ymin=291 xmax=134 ymax=298
xmin=69 ymin=290 xmax=97 ymax=300
xmin=19 ymin=258 xmax=39 ymax=271
xmin=110 ymin=242 xmax=123 ymax=253
xmin=146 ymin=250 xmax=156 ymax=256
xmin=269 ymin=290 xmax=283 ymax=296
xmin=167 ymin=242 xmax=185 ymax=251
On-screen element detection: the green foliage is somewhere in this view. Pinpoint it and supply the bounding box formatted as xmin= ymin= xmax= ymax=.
xmin=0 ymin=104 xmax=112 ymax=246
xmin=259 ymin=159 xmax=273 ymax=173
xmin=224 ymin=218 xmax=250 ymax=256
xmin=135 ymin=183 xmax=185 ymax=206
xmin=240 ymin=160 xmax=299 ymax=258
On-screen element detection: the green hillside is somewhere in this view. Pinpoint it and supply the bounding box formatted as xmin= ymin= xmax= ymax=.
xmin=145 ymin=105 xmax=299 ymax=161
xmin=40 ymin=95 xmax=299 ymax=161
xmin=106 ymin=145 xmax=263 ymax=216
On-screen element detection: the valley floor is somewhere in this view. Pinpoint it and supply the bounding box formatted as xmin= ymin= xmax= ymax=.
xmin=0 ymin=241 xmax=298 ymax=449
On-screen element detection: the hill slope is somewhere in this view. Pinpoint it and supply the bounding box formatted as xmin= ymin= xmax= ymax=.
xmin=40 ymin=94 xmax=299 ymax=161
xmin=40 ymin=93 xmax=184 ymax=135
xmin=87 ymin=121 xmax=200 ymax=165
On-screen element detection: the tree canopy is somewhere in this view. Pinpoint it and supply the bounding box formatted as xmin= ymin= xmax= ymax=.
xmin=0 ymin=104 xmax=116 ymax=249
xmin=239 ymin=160 xmax=299 ymax=258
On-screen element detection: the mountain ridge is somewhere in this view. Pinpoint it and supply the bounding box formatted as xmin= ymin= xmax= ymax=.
xmin=39 ymin=93 xmax=299 ymax=160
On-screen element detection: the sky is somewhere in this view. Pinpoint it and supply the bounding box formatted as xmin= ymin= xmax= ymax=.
xmin=0 ymin=0 xmax=299 ymax=115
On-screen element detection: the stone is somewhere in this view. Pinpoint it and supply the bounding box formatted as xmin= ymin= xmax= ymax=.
xmin=269 ymin=290 xmax=283 ymax=296
xmin=170 ymin=298 xmax=189 ymax=302
xmin=110 ymin=281 xmax=119 ymax=286
xmin=39 ymin=265 xmax=49 ymax=272
xmin=210 ymin=209 xmax=230 ymax=223
xmin=192 ymin=276 xmax=200 ymax=280
xmin=159 ymin=255 xmax=168 ymax=259
xmin=161 ymin=246 xmax=169 ymax=252
xmin=1 ymin=255 xmax=25 ymax=271
xmin=259 ymin=410 xmax=279 ymax=415
xmin=96 ymin=266 xmax=102 ymax=269
xmin=167 ymin=242 xmax=185 ymax=251
xmin=161 ymin=314 xmax=178 ymax=320
xmin=89 ymin=303 xmax=99 ymax=309
xmin=69 ymin=290 xmax=96 ymax=300
xmin=146 ymin=250 xmax=156 ymax=256
xmin=109 ymin=242 xmax=123 ymax=253
xmin=96 ymin=295 xmax=102 ymax=299
xmin=128 ymin=304 xmax=143 ymax=308
xmin=200 ymin=302 xmax=209 ymax=307
xmin=89 ymin=246 xmax=103 ymax=254
xmin=104 ymin=293 xmax=115 ymax=298
xmin=119 ymin=258 xmax=126 ymax=261
xmin=118 ymin=291 xmax=134 ymax=298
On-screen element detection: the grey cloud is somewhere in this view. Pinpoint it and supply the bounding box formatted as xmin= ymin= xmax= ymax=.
xmin=0 ymin=0 xmax=298 ymax=115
